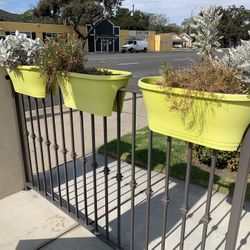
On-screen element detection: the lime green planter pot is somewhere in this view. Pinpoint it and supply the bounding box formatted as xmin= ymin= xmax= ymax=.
xmin=139 ymin=76 xmax=250 ymax=151
xmin=7 ymin=66 xmax=50 ymax=98
xmin=59 ymin=69 xmax=132 ymax=117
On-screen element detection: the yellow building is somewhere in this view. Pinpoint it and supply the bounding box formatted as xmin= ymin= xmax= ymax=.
xmin=0 ymin=21 xmax=172 ymax=52
xmin=0 ymin=21 xmax=89 ymax=50
xmin=155 ymin=33 xmax=173 ymax=51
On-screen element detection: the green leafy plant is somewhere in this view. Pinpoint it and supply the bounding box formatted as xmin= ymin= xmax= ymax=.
xmin=195 ymin=145 xmax=240 ymax=172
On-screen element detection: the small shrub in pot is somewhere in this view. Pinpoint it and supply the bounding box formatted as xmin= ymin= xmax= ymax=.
xmin=0 ymin=31 xmax=44 ymax=70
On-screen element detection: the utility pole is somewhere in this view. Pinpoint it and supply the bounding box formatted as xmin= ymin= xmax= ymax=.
xmin=131 ymin=4 xmax=135 ymax=16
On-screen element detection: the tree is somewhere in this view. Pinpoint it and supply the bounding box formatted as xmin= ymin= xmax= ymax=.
xmin=163 ymin=23 xmax=183 ymax=34
xmin=217 ymin=5 xmax=250 ymax=48
xmin=111 ymin=7 xmax=150 ymax=30
xmin=18 ymin=9 xmax=57 ymax=24
xmin=34 ymin=0 xmax=123 ymax=43
xmin=111 ymin=7 xmax=131 ymax=29
xmin=182 ymin=18 xmax=196 ymax=35
xmin=129 ymin=10 xmax=150 ymax=30
xmin=148 ymin=13 xmax=168 ymax=33
xmin=181 ymin=18 xmax=191 ymax=34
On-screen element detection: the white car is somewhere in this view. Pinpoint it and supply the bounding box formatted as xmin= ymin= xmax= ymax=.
xmin=121 ymin=39 xmax=148 ymax=53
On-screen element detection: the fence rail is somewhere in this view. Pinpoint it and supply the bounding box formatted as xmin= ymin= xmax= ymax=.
xmin=13 ymin=82 xmax=250 ymax=250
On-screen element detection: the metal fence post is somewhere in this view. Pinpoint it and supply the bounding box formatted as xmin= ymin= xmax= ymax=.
xmin=225 ymin=126 xmax=250 ymax=250
xmin=12 ymin=85 xmax=32 ymax=188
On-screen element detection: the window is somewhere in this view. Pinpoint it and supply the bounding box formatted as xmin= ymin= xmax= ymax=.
xmin=126 ymin=40 xmax=134 ymax=45
xmin=43 ymin=33 xmax=67 ymax=42
xmin=43 ymin=32 xmax=58 ymax=41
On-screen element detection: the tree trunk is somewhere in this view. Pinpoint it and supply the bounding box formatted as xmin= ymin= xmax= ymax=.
xmin=73 ymin=25 xmax=87 ymax=48
xmin=73 ymin=25 xmax=86 ymax=40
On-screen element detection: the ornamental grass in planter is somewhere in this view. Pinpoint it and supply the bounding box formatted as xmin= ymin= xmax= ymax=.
xmin=0 ymin=31 xmax=53 ymax=98
xmin=139 ymin=7 xmax=250 ymax=151
xmin=41 ymin=38 xmax=132 ymax=117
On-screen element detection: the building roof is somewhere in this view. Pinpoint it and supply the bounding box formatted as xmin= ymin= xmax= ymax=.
xmin=173 ymin=38 xmax=186 ymax=43
xmin=172 ymin=34 xmax=186 ymax=43
xmin=179 ymin=33 xmax=192 ymax=41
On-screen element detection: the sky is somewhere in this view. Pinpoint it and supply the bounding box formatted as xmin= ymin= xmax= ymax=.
xmin=0 ymin=0 xmax=250 ymax=25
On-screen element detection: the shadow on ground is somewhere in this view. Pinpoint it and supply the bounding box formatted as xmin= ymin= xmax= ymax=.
xmin=16 ymin=236 xmax=111 ymax=250
xmin=28 ymin=151 xmax=250 ymax=250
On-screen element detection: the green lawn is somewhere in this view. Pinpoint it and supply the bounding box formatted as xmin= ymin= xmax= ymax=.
xmin=98 ymin=127 xmax=250 ymax=201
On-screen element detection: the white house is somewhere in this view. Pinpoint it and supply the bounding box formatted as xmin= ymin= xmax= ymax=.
xmin=171 ymin=32 xmax=192 ymax=48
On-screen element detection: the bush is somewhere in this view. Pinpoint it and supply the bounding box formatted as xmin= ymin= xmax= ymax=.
xmin=39 ymin=37 xmax=87 ymax=88
xmin=40 ymin=37 xmax=112 ymax=88
xmin=0 ymin=31 xmax=44 ymax=70
xmin=195 ymin=145 xmax=240 ymax=172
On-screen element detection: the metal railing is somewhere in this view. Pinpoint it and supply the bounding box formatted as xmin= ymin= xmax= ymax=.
xmin=13 ymin=82 xmax=250 ymax=250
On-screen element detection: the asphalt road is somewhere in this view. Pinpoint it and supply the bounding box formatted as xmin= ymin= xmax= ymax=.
xmin=23 ymin=50 xmax=198 ymax=110
xmin=86 ymin=50 xmax=198 ymax=91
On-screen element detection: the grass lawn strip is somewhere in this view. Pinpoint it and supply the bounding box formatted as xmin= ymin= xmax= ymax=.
xmin=98 ymin=127 xmax=250 ymax=201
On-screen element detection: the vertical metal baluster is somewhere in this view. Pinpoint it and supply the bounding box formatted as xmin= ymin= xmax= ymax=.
xmin=161 ymin=137 xmax=172 ymax=250
xmin=179 ymin=142 xmax=193 ymax=250
xmin=28 ymin=97 xmax=40 ymax=190
xmin=225 ymin=126 xmax=250 ymax=250
xmin=59 ymin=90 xmax=70 ymax=212
xmin=35 ymin=98 xmax=47 ymax=195
xmin=80 ymin=111 xmax=89 ymax=224
xmin=91 ymin=114 xmax=99 ymax=233
xmin=145 ymin=130 xmax=153 ymax=250
xmin=116 ymin=91 xmax=123 ymax=249
xmin=103 ymin=116 xmax=110 ymax=240
xmin=21 ymin=95 xmax=34 ymax=185
xmin=130 ymin=92 xmax=137 ymax=250
xmin=50 ymin=91 xmax=62 ymax=206
xmin=200 ymin=149 xmax=217 ymax=250
xmin=42 ymin=98 xmax=54 ymax=200
xmin=69 ymin=108 xmax=79 ymax=218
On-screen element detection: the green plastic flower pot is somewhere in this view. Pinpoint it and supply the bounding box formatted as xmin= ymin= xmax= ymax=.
xmin=138 ymin=76 xmax=250 ymax=151
xmin=59 ymin=69 xmax=132 ymax=117
xmin=6 ymin=66 xmax=52 ymax=98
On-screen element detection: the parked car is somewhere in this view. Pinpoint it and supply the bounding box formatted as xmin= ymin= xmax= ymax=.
xmin=121 ymin=39 xmax=148 ymax=53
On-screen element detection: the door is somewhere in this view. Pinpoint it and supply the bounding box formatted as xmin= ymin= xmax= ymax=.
xmin=108 ymin=38 xmax=114 ymax=52
xmin=101 ymin=39 xmax=108 ymax=52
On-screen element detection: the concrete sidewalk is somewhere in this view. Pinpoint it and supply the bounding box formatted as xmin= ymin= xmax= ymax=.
xmin=0 ymin=190 xmax=112 ymax=250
